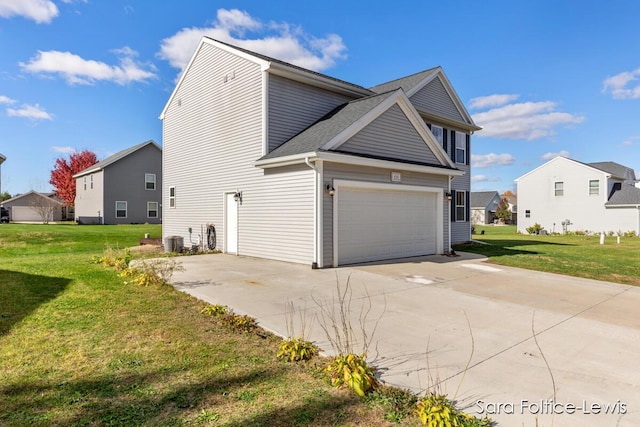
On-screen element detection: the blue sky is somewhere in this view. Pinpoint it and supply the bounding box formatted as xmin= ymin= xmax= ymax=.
xmin=1 ymin=0 xmax=639 ymax=196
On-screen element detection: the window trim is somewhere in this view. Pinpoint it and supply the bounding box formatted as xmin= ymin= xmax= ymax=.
xmin=455 ymin=190 xmax=466 ymax=222
xmin=455 ymin=131 xmax=466 ymax=164
xmin=115 ymin=201 xmax=127 ymax=218
xmin=431 ymin=124 xmax=444 ymax=146
xmin=90 ymin=174 xmax=93 ymax=190
xmin=83 ymin=176 xmax=87 ymax=191
xmin=554 ymin=181 xmax=564 ymax=197
xmin=145 ymin=173 xmax=156 ymax=190
xmin=169 ymin=186 xmax=176 ymax=208
xmin=589 ymin=179 xmax=599 ymax=195
xmin=147 ymin=201 xmax=158 ymax=218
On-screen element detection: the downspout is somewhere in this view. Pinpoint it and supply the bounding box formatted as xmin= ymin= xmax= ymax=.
xmin=448 ymin=175 xmax=454 ymax=253
xmin=304 ymin=157 xmax=321 ymax=268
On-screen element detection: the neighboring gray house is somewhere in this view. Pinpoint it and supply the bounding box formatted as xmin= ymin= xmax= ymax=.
xmin=161 ymin=37 xmax=480 ymax=267
xmin=74 ymin=140 xmax=162 ymax=224
xmin=470 ymin=191 xmax=502 ymax=225
xmin=2 ymin=191 xmax=67 ymax=222
xmin=516 ymin=156 xmax=640 ymax=235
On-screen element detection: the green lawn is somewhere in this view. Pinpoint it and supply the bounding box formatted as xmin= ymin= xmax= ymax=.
xmin=0 ymin=224 xmax=417 ymax=426
xmin=453 ymin=225 xmax=640 ymax=286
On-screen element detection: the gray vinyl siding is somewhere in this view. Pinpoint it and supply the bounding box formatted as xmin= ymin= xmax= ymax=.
xmin=268 ymin=74 xmax=354 ymax=152
xmin=163 ymin=43 xmax=315 ymax=264
xmin=322 ymin=162 xmax=450 ymax=266
xmin=74 ymin=170 xmax=104 ymax=224
xmin=338 ymin=105 xmax=440 ymax=165
xmin=410 ymin=77 xmax=465 ymax=123
xmin=449 ymin=127 xmax=471 ymax=243
xmin=102 ymin=144 xmax=162 ymax=225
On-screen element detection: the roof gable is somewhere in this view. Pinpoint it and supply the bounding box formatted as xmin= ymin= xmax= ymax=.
xmin=74 ymin=140 xmax=160 ymax=178
xmin=3 ymin=190 xmax=64 ymax=206
xmin=515 ymin=156 xmax=609 ymax=181
xmin=370 ymin=67 xmax=480 ymax=131
xmin=260 ymin=89 xmax=455 ymax=169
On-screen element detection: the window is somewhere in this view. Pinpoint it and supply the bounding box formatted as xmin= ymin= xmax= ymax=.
xmin=431 ymin=125 xmax=444 ymax=146
xmin=83 ymin=176 xmax=87 ymax=191
xmin=115 ymin=201 xmax=127 ymax=218
xmin=455 ymin=131 xmax=466 ymax=164
xmin=589 ymin=180 xmax=599 ymax=195
xmin=147 ymin=201 xmax=158 ymax=218
xmin=145 ymin=173 xmax=156 ymax=190
xmin=455 ymin=191 xmax=466 ymax=222
xmin=554 ymin=182 xmax=564 ymax=196
xmin=90 ymin=175 xmax=93 ymax=190
xmin=169 ymin=186 xmax=176 ymax=208
xmin=525 ymin=210 xmax=531 ymax=218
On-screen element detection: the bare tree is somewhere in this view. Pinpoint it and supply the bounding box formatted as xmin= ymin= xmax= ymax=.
xmin=31 ymin=198 xmax=56 ymax=224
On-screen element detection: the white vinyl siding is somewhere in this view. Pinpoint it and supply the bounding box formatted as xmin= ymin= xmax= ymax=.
xmin=162 ymin=43 xmax=315 ymax=264
xmin=409 ymin=76 xmax=465 ymax=123
xmin=268 ymin=74 xmax=354 ymax=152
xmin=338 ymin=105 xmax=440 ymax=165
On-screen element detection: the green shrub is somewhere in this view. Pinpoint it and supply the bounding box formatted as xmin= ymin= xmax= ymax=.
xmin=222 ymin=313 xmax=258 ymax=333
xmin=200 ymin=304 xmax=229 ymax=316
xmin=325 ymin=353 xmax=376 ymax=397
xmin=525 ymin=223 xmax=543 ymax=235
xmin=414 ymin=392 xmax=492 ymax=426
xmin=277 ymin=337 xmax=319 ymax=362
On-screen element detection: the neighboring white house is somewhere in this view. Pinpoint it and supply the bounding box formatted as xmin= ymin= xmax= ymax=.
xmin=161 ymin=37 xmax=480 ymax=267
xmin=470 ymin=191 xmax=502 ymax=225
xmin=516 ymin=156 xmax=640 ymax=235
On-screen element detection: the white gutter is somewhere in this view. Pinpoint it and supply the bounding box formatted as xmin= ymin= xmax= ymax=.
xmin=303 ymin=157 xmax=322 ymax=268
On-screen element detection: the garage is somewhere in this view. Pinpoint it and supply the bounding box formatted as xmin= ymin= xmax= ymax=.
xmin=334 ymin=181 xmax=442 ymax=266
xmin=11 ymin=206 xmax=48 ymax=222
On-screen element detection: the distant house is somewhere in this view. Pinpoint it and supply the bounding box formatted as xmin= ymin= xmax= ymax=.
xmin=470 ymin=191 xmax=501 ymax=225
xmin=516 ymin=156 xmax=640 ymax=235
xmin=2 ymin=191 xmax=68 ymax=223
xmin=160 ymin=37 xmax=480 ymax=267
xmin=74 ymin=140 xmax=162 ymax=225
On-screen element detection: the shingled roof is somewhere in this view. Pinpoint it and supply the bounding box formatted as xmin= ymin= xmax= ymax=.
xmin=73 ymin=140 xmax=160 ymax=178
xmin=606 ymin=184 xmax=640 ymax=206
xmin=588 ymin=161 xmax=636 ymax=181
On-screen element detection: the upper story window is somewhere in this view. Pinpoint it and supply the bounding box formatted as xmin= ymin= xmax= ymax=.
xmin=145 ymin=173 xmax=156 ymax=190
xmin=431 ymin=125 xmax=444 ymax=146
xmin=169 ymin=186 xmax=176 ymax=208
xmin=90 ymin=175 xmax=93 ymax=190
xmin=455 ymin=131 xmax=466 ymax=164
xmin=83 ymin=176 xmax=87 ymax=191
xmin=589 ymin=180 xmax=599 ymax=195
xmin=554 ymin=181 xmax=564 ymax=196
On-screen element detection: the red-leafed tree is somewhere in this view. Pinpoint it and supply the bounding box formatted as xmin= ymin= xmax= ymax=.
xmin=49 ymin=150 xmax=98 ymax=205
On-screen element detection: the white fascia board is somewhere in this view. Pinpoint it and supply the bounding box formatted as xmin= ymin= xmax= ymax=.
xmin=256 ymin=151 xmax=464 ymax=176
xmin=268 ymin=63 xmax=372 ymax=98
xmin=515 ymin=156 xmax=609 ymax=182
xmin=159 ymin=37 xmax=270 ymax=120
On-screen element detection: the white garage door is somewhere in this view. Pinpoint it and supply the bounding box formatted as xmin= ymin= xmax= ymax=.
xmin=12 ymin=206 xmax=47 ymax=222
xmin=336 ymin=186 xmax=437 ymax=265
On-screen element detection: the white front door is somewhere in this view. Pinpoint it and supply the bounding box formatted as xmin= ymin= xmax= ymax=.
xmin=225 ymin=192 xmax=238 ymax=254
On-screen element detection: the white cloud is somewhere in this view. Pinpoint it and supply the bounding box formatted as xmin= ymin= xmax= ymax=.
xmin=622 ymin=135 xmax=640 ymax=147
xmin=602 ymin=68 xmax=640 ymax=99
xmin=472 ymin=99 xmax=584 ymax=140
xmin=7 ymin=103 xmax=53 ymax=120
xmin=0 ymin=0 xmax=58 ymax=23
xmin=472 ymin=153 xmax=515 ymax=168
xmin=20 ymin=47 xmax=157 ymax=85
xmin=158 ymin=8 xmax=347 ymax=72
xmin=541 ymin=150 xmax=570 ymax=161
xmin=0 ymin=95 xmax=16 ymax=105
xmin=51 ymin=146 xmax=75 ymax=153
xmin=469 ymin=94 xmax=520 ymax=109
xmin=471 ymin=175 xmax=501 ymax=183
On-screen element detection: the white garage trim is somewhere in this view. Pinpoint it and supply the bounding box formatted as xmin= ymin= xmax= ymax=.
xmin=332 ymin=179 xmax=444 ymax=267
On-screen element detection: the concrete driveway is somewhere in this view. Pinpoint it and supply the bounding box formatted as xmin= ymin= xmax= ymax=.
xmin=169 ymin=252 xmax=640 ymax=426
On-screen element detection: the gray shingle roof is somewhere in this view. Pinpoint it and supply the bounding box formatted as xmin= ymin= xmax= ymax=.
xmin=470 ymin=191 xmax=500 ymax=208
xmin=606 ymin=185 xmax=640 ymax=206
xmin=369 ymin=67 xmax=440 ymax=94
xmin=588 ymin=161 xmax=636 ymax=180
xmin=260 ymin=91 xmax=398 ymax=160
xmin=74 ymin=140 xmax=160 ymax=177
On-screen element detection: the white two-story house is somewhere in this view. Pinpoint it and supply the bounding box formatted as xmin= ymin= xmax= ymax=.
xmin=161 ymin=37 xmax=480 ymax=267
xmin=516 ymin=156 xmax=640 ymax=235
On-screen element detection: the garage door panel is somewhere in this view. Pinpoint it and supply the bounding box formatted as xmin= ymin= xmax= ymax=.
xmin=337 ymin=187 xmax=437 ymax=265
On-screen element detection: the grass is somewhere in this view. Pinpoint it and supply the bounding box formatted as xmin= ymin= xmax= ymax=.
xmin=0 ymin=223 xmax=419 ymax=426
xmin=454 ymin=225 xmax=640 ymax=286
